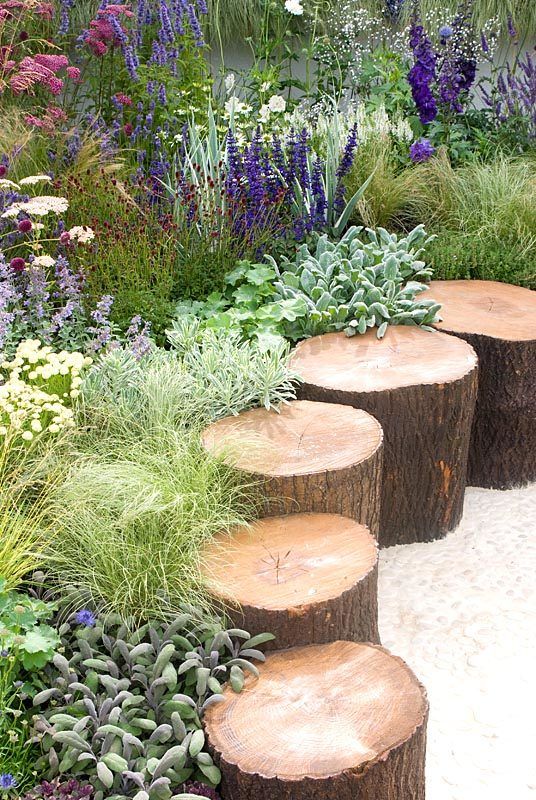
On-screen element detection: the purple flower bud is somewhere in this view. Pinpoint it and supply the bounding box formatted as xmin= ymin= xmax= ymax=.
xmin=409 ymin=138 xmax=436 ymax=163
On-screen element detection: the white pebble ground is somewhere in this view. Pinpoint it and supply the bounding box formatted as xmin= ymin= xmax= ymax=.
xmin=378 ymin=485 xmax=536 ymax=800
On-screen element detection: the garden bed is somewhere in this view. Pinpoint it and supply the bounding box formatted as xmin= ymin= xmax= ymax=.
xmin=1 ymin=1 xmax=535 ymax=799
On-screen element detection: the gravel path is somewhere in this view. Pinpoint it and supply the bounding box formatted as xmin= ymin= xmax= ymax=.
xmin=378 ymin=485 xmax=536 ymax=800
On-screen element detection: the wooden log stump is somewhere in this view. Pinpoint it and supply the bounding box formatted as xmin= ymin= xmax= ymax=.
xmin=201 ymin=400 xmax=383 ymax=538
xmin=291 ymin=327 xmax=478 ymax=547
xmin=204 ymin=641 xmax=428 ymax=800
xmin=202 ymin=513 xmax=379 ymax=649
xmin=429 ymin=280 xmax=536 ymax=489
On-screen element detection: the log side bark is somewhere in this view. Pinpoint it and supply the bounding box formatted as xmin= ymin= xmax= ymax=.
xmin=428 ymin=280 xmax=536 ymax=489
xmin=291 ymin=330 xmax=478 ymax=547
xmin=201 ymin=400 xmax=384 ymax=539
xmin=204 ymin=642 xmax=428 ymax=800
xmin=202 ymin=513 xmax=380 ymax=648
xmin=444 ymin=332 xmax=535 ymax=488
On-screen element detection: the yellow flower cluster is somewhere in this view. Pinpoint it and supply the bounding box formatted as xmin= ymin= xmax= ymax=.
xmin=0 ymin=340 xmax=92 ymax=442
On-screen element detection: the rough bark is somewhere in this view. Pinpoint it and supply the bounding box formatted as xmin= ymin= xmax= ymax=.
xmin=435 ymin=331 xmax=535 ymax=488
xmin=427 ymin=280 xmax=536 ymax=488
xmin=257 ymin=445 xmax=382 ymax=538
xmin=205 ymin=642 xmax=428 ymax=800
xmin=203 ymin=514 xmax=380 ymax=649
xmin=291 ymin=330 xmax=478 ymax=547
xmin=201 ymin=400 xmax=384 ymax=539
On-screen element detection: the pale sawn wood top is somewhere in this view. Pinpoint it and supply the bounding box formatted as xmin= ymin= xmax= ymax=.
xmin=201 ymin=400 xmax=383 ymax=477
xmin=290 ymin=327 xmax=477 ymax=393
xmin=202 ymin=513 xmax=377 ymax=610
xmin=429 ymin=280 xmax=536 ymax=341
xmin=204 ymin=641 xmax=427 ymax=780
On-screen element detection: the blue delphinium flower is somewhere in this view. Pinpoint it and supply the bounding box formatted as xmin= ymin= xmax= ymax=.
xmin=409 ymin=138 xmax=436 ymax=163
xmin=75 ymin=609 xmax=97 ymax=627
xmin=408 ymin=20 xmax=438 ymax=124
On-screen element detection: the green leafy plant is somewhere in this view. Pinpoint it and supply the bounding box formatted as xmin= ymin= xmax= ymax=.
xmin=180 ymin=225 xmax=440 ymax=342
xmin=0 ymin=584 xmax=59 ymax=793
xmin=33 ymin=614 xmax=273 ymax=800
xmin=401 ymin=152 xmax=536 ymax=251
xmin=0 ymin=581 xmax=59 ymax=674
xmin=269 ymin=224 xmax=440 ymax=339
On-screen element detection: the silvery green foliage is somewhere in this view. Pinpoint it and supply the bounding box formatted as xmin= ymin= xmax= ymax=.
xmin=33 ymin=615 xmax=273 ymax=800
xmin=267 ymin=224 xmax=442 ymax=340
xmin=80 ymin=324 xmax=298 ymax=429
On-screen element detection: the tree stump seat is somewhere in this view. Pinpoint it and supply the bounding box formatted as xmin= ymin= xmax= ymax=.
xmin=204 ymin=641 xmax=428 ymax=800
xmin=202 ymin=513 xmax=379 ymax=649
xmin=429 ymin=280 xmax=536 ymax=488
xmin=291 ymin=327 xmax=478 ymax=547
xmin=201 ymin=400 xmax=383 ymax=538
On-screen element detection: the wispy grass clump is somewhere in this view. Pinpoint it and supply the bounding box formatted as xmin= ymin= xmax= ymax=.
xmin=0 ymin=432 xmax=62 ymax=590
xmin=46 ymin=325 xmax=298 ymax=621
xmin=48 ymin=425 xmax=257 ymax=622
xmin=403 ymin=152 xmax=536 ymax=253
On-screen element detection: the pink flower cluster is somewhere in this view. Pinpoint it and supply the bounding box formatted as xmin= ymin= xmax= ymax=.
xmin=9 ymin=53 xmax=68 ymax=94
xmin=25 ymin=103 xmax=67 ymax=134
xmin=0 ymin=0 xmax=53 ymax=18
xmin=83 ymin=4 xmax=133 ymax=57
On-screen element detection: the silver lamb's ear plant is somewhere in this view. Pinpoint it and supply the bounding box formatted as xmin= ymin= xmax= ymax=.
xmin=268 ymin=223 xmax=441 ymax=340
xmin=32 ymin=615 xmax=273 ymax=800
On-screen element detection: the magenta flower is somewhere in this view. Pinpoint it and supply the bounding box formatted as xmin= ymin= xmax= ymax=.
xmin=9 ymin=257 xmax=26 ymax=272
xmin=17 ymin=219 xmax=32 ymax=233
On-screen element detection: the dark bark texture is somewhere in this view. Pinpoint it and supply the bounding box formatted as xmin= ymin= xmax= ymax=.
xmin=438 ymin=330 xmax=536 ymax=489
xmin=225 ymin=561 xmax=380 ymax=650
xmin=297 ymin=367 xmax=478 ymax=547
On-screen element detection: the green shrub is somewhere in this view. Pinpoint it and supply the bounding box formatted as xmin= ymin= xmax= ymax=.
xmin=33 ymin=613 xmax=272 ymax=799
xmin=59 ymin=174 xmax=179 ymax=343
xmin=424 ymin=231 xmax=536 ymax=289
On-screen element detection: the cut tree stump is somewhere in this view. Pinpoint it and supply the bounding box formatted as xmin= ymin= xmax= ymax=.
xmin=204 ymin=641 xmax=428 ymax=800
xmin=202 ymin=512 xmax=379 ymax=649
xmin=429 ymin=280 xmax=536 ymax=489
xmin=201 ymin=400 xmax=383 ymax=537
xmin=291 ymin=327 xmax=478 ymax=547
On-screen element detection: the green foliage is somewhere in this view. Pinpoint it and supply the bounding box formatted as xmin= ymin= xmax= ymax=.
xmin=402 ymin=152 xmax=536 ymax=252
xmin=0 ymin=480 xmax=51 ymax=592
xmin=80 ymin=326 xmax=298 ymax=432
xmin=59 ymin=174 xmax=179 ymax=343
xmin=33 ymin=614 xmax=272 ymax=799
xmin=45 ymin=327 xmax=297 ymax=621
xmin=0 ymin=584 xmax=59 ymax=793
xmin=424 ymin=231 xmax=536 ymax=289
xmin=181 ymin=225 xmax=440 ymax=342
xmin=268 ymin=225 xmax=440 ymax=339
xmin=345 ymin=136 xmax=411 ymax=229
xmin=46 ymin=424 xmax=257 ymax=622
xmin=0 ymin=581 xmax=59 ymax=674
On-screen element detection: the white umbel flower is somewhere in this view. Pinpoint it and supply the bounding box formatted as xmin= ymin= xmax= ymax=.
xmin=19 ymin=175 xmax=52 ymax=186
xmin=284 ymin=0 xmax=303 ymax=14
xmin=68 ymin=225 xmax=95 ymax=243
xmin=1 ymin=195 xmax=69 ymax=218
xmin=31 ymin=255 xmax=56 ymax=268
